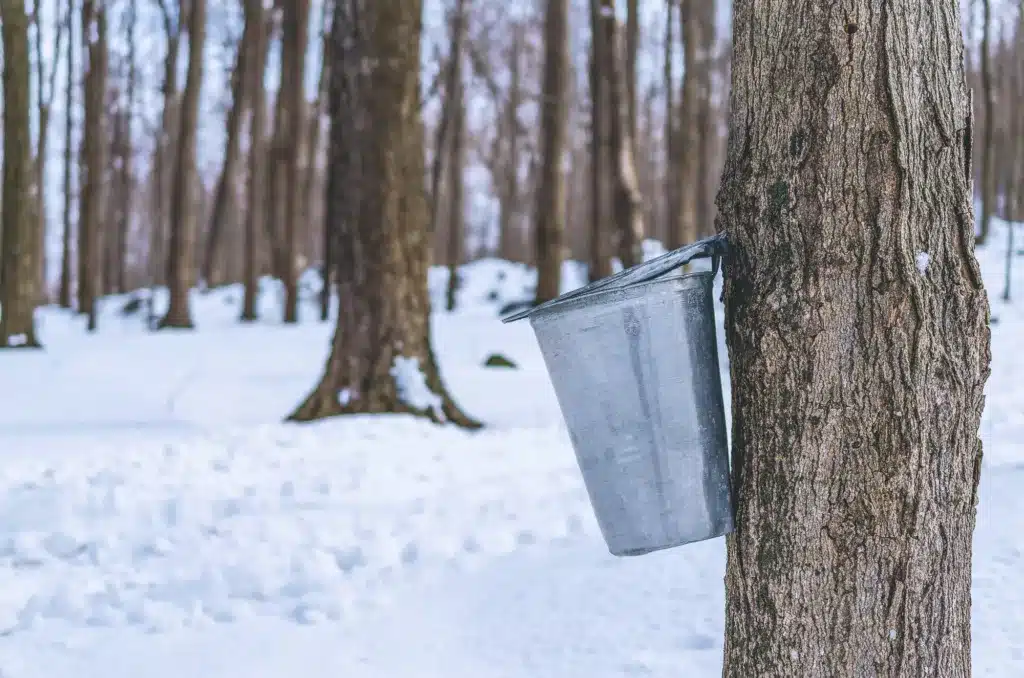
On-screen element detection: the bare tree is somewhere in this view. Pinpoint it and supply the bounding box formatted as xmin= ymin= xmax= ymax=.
xmin=290 ymin=0 xmax=478 ymax=428
xmin=444 ymin=0 xmax=469 ymax=311
xmin=533 ymin=0 xmax=569 ymax=303
xmin=78 ymin=0 xmax=108 ymax=332
xmin=719 ymin=2 xmax=990 ymax=675
xmin=241 ymin=0 xmax=270 ymax=322
xmin=587 ymin=0 xmax=612 ymax=281
xmin=669 ymin=0 xmax=699 ymax=250
xmin=59 ymin=0 xmax=76 ymax=309
xmin=159 ymin=0 xmax=206 ymax=329
xmin=0 ymin=0 xmax=42 ymax=348
xmin=977 ymin=0 xmax=995 ymax=244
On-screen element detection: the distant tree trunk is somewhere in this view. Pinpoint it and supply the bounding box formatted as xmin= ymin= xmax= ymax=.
xmin=662 ymin=0 xmax=675 ymax=248
xmin=308 ymin=4 xmax=332 ymax=322
xmin=202 ymin=18 xmax=250 ymax=288
xmin=587 ymin=0 xmax=612 ymax=282
xmin=59 ymin=0 xmax=76 ymax=309
xmin=533 ymin=0 xmax=568 ymax=303
xmin=0 ymin=0 xmax=42 ymax=348
xmin=115 ymin=0 xmax=137 ymax=294
xmin=694 ymin=0 xmax=716 ymax=238
xmin=78 ymin=0 xmax=108 ymax=332
xmin=241 ymin=0 xmax=269 ymax=323
xmin=719 ymin=2 xmax=990 ymax=675
xmin=159 ymin=0 xmax=205 ymax=329
xmin=601 ymin=2 xmax=644 ymax=269
xmin=497 ymin=23 xmax=524 ymax=263
xmin=670 ymin=0 xmax=699 ymax=250
xmin=290 ymin=0 xmax=479 ymax=429
xmin=149 ymin=0 xmax=183 ymax=326
xmin=444 ymin=7 xmax=468 ymax=312
xmin=32 ymin=0 xmax=66 ymax=306
xmin=976 ymin=0 xmax=994 ymax=244
xmin=276 ymin=0 xmax=310 ymax=324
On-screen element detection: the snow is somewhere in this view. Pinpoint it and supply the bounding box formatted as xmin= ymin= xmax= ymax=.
xmin=390 ymin=356 xmax=443 ymax=416
xmin=916 ymin=250 xmax=931 ymax=276
xmin=0 ymin=223 xmax=1023 ymax=676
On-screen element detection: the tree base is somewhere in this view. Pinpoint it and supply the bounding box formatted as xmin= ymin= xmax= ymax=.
xmin=156 ymin=315 xmax=195 ymax=330
xmin=0 ymin=338 xmax=43 ymax=350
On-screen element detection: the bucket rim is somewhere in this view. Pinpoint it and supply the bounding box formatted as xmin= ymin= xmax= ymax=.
xmin=501 ymin=233 xmax=727 ymax=324
xmin=524 ymin=268 xmax=715 ymax=322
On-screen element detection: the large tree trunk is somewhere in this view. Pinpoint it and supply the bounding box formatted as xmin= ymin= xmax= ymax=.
xmin=976 ymin=0 xmax=994 ymax=245
xmin=202 ymin=18 xmax=250 ymax=288
xmin=0 ymin=0 xmax=42 ymax=348
xmin=719 ymin=3 xmax=991 ymax=676
xmin=78 ymin=0 xmax=108 ymax=332
xmin=59 ymin=0 xmax=76 ymax=309
xmin=290 ymin=0 xmax=478 ymax=429
xmin=241 ymin=1 xmax=270 ymax=323
xmin=533 ymin=0 xmax=569 ymax=303
xmin=159 ymin=0 xmax=206 ymax=329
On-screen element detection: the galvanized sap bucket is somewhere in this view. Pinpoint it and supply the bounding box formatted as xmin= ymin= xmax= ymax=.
xmin=503 ymin=234 xmax=734 ymax=557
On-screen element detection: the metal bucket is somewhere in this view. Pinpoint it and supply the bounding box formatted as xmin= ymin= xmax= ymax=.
xmin=503 ymin=235 xmax=733 ymax=556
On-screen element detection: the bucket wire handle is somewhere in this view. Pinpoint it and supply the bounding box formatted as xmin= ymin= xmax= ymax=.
xmin=502 ymin=233 xmax=729 ymax=324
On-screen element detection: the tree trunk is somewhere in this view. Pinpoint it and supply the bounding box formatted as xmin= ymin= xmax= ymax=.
xmin=278 ymin=0 xmax=310 ymax=324
xmin=587 ymin=0 xmax=612 ymax=282
xmin=159 ymin=0 xmax=206 ymax=329
xmin=670 ymin=0 xmax=699 ymax=250
xmin=976 ymin=0 xmax=994 ymax=244
xmin=149 ymin=1 xmax=183 ymax=326
xmin=663 ymin=0 xmax=675 ymax=248
xmin=307 ymin=5 xmax=331 ymax=323
xmin=694 ymin=0 xmax=716 ymax=238
xmin=115 ymin=0 xmax=137 ymax=295
xmin=444 ymin=5 xmax=468 ymax=313
xmin=0 ymin=0 xmax=42 ymax=348
xmin=59 ymin=0 xmax=76 ymax=309
xmin=241 ymin=1 xmax=269 ymax=323
xmin=601 ymin=3 xmax=644 ymax=269
xmin=625 ymin=0 xmax=638 ymax=152
xmin=202 ymin=19 xmax=250 ymax=288
xmin=290 ymin=0 xmax=479 ymax=429
xmin=719 ymin=3 xmax=991 ymax=676
xmin=533 ymin=0 xmax=568 ymax=303
xmin=78 ymin=0 xmax=108 ymax=332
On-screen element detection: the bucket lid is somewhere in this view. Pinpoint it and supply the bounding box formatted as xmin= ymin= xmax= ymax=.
xmin=502 ymin=233 xmax=728 ymax=324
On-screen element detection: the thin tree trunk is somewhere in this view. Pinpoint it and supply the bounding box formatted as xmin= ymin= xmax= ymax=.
xmin=308 ymin=2 xmax=332 ymax=322
xmin=694 ymin=0 xmax=716 ymax=238
xmin=663 ymin=0 xmax=675 ymax=248
xmin=533 ymin=0 xmax=568 ymax=303
xmin=59 ymin=0 xmax=76 ymax=309
xmin=587 ymin=0 xmax=612 ymax=282
xmin=202 ymin=18 xmax=250 ymax=288
xmin=0 ymin=0 xmax=42 ymax=347
xmin=625 ymin=0 xmax=638 ymax=150
xmin=149 ymin=0 xmax=183 ymax=326
xmin=290 ymin=0 xmax=479 ymax=429
xmin=977 ymin=0 xmax=994 ymax=244
xmin=719 ymin=3 xmax=990 ymax=675
xmin=159 ymin=0 xmax=205 ymax=329
xmin=241 ymin=2 xmax=269 ymax=322
xmin=280 ymin=0 xmax=311 ymax=324
xmin=116 ymin=0 xmax=137 ymax=294
xmin=445 ymin=70 xmax=465 ymax=312
xmin=671 ymin=0 xmax=699 ymax=250
xmin=497 ymin=23 xmax=524 ymax=263
xmin=601 ymin=2 xmax=644 ymax=269
xmin=78 ymin=0 xmax=108 ymax=332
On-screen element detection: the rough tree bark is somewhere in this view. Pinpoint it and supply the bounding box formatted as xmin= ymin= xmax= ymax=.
xmin=241 ymin=0 xmax=269 ymax=323
xmin=533 ymin=0 xmax=569 ymax=303
xmin=976 ymin=0 xmax=994 ymax=244
xmin=0 ymin=0 xmax=42 ymax=348
xmin=78 ymin=0 xmax=108 ymax=332
xmin=601 ymin=1 xmax=644 ymax=269
xmin=159 ymin=0 xmax=205 ymax=329
xmin=202 ymin=18 xmax=250 ymax=288
xmin=289 ymin=0 xmax=479 ymax=429
xmin=59 ymin=0 xmax=76 ymax=309
xmin=719 ymin=2 xmax=991 ymax=676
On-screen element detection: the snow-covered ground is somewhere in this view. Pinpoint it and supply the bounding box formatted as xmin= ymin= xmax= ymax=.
xmin=1 ymin=226 xmax=1023 ymax=677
